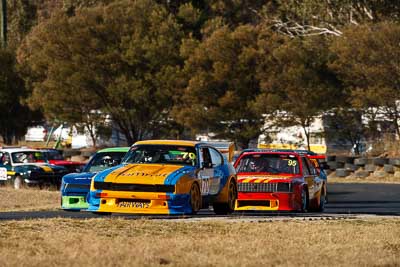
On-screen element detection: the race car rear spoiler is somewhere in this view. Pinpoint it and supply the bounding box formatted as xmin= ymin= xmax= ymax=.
xmin=203 ymin=141 xmax=235 ymax=162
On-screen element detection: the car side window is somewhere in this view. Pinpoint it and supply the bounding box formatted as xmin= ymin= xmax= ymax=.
xmin=306 ymin=158 xmax=317 ymax=175
xmin=0 ymin=152 xmax=11 ymax=166
xmin=209 ymin=148 xmax=223 ymax=167
xmin=301 ymin=157 xmax=311 ymax=176
xmin=200 ymin=147 xmax=212 ymax=168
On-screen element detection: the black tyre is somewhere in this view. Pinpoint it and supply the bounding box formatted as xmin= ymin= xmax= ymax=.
xmin=373 ymin=157 xmax=388 ymax=166
xmin=354 ymin=170 xmax=370 ymax=178
xmin=213 ymin=179 xmax=237 ymax=215
xmin=335 ymin=168 xmax=350 ymax=177
xmin=354 ymin=158 xmax=368 ymax=166
xmin=13 ymin=176 xmax=24 ymax=190
xmin=384 ymin=164 xmax=395 ymax=173
xmin=300 ymin=187 xmax=308 ymax=213
xmin=316 ymin=191 xmax=326 ymax=212
xmin=189 ymin=183 xmax=201 ymax=215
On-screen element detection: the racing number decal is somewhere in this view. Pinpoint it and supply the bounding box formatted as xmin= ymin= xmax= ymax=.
xmin=0 ymin=167 xmax=7 ymax=181
xmin=287 ymin=160 xmax=297 ymax=166
xmin=201 ymin=178 xmax=210 ymax=195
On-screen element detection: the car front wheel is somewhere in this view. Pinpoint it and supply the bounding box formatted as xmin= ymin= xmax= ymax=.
xmin=213 ymin=179 xmax=237 ymax=215
xmin=13 ymin=176 xmax=24 ymax=190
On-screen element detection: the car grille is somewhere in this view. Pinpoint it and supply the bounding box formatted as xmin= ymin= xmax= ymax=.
xmin=64 ymin=183 xmax=90 ymax=190
xmin=94 ymin=182 xmax=175 ymax=193
xmin=238 ymin=182 xmax=292 ymax=193
xmin=237 ymin=200 xmax=270 ymax=207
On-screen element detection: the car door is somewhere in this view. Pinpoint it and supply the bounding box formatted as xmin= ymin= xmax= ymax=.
xmin=306 ymin=157 xmax=323 ymax=196
xmin=301 ymin=156 xmax=316 ymax=198
xmin=208 ymin=147 xmax=224 ymax=195
xmin=198 ymin=147 xmax=214 ymax=196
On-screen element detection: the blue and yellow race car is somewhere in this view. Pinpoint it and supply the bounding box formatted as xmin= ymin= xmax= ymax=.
xmin=87 ymin=140 xmax=237 ymax=215
xmin=60 ymin=147 xmax=129 ymax=211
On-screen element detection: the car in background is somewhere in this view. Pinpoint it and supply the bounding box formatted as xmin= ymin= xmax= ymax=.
xmin=24 ymin=126 xmax=48 ymax=142
xmin=60 ymin=147 xmax=130 ymax=211
xmin=234 ymin=149 xmax=327 ymax=212
xmin=87 ymin=140 xmax=237 ymax=215
xmin=0 ymin=148 xmax=68 ymax=189
xmin=40 ymin=148 xmax=85 ymax=173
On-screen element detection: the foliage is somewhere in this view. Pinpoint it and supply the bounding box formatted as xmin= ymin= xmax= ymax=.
xmin=256 ymin=35 xmax=342 ymax=150
xmin=18 ymin=0 xmax=184 ymax=145
xmin=174 ymin=24 xmax=263 ymax=148
xmin=330 ymin=22 xmax=400 ymax=137
xmin=0 ymin=49 xmax=41 ymax=144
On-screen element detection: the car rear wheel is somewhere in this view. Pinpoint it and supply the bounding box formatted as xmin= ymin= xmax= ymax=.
xmin=316 ymin=189 xmax=326 ymax=212
xmin=300 ymin=187 xmax=308 ymax=213
xmin=189 ymin=183 xmax=201 ymax=214
xmin=13 ymin=176 xmax=24 ymax=190
xmin=213 ymin=179 xmax=237 ymax=215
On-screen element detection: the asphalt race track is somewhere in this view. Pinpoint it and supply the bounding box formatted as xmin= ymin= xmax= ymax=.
xmin=1 ymin=183 xmax=399 ymax=221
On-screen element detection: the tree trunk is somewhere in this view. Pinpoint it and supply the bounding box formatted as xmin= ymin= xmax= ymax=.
xmin=301 ymin=122 xmax=311 ymax=151
xmin=85 ymin=124 xmax=97 ymax=148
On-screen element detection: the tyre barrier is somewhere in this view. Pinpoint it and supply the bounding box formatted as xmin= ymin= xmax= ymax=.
xmin=327 ymin=161 xmax=344 ymax=170
xmin=389 ymin=158 xmax=400 ymax=166
xmin=354 ymin=158 xmax=368 ymax=166
xmin=384 ymin=164 xmax=395 ymax=174
xmin=364 ymin=164 xmax=376 ymax=173
xmin=373 ymin=170 xmax=387 ymax=178
xmin=327 ymin=155 xmax=396 ymax=179
xmin=344 ymin=163 xmax=359 ymax=172
xmin=373 ymin=157 xmax=389 ymax=166
xmin=335 ymin=168 xmax=350 ymax=177
xmin=354 ymin=170 xmax=370 ymax=178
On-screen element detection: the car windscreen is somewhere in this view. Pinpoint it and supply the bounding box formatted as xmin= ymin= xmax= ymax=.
xmin=123 ymin=145 xmax=197 ymax=166
xmin=236 ymin=154 xmax=300 ymax=174
xmin=85 ymin=152 xmax=127 ymax=172
xmin=12 ymin=151 xmax=46 ymax=163
xmin=45 ymin=150 xmax=64 ymax=160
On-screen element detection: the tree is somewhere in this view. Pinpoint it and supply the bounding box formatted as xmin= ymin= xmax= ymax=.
xmin=174 ymin=24 xmax=264 ymax=148
xmin=256 ymin=35 xmax=342 ymax=150
xmin=257 ymin=0 xmax=400 ymax=37
xmin=330 ymin=22 xmax=400 ymax=137
xmin=0 ymin=49 xmax=41 ymax=144
xmin=18 ymin=0 xmax=184 ymax=145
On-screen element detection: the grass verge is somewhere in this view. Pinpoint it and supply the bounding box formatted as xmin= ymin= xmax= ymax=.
xmin=0 ymin=186 xmax=59 ymax=212
xmin=0 ymin=218 xmax=399 ymax=266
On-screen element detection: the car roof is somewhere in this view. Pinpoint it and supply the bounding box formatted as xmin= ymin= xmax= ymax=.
xmin=0 ymin=148 xmax=40 ymax=153
xmin=133 ymin=140 xmax=200 ymax=147
xmin=97 ymin=147 xmax=130 ymax=153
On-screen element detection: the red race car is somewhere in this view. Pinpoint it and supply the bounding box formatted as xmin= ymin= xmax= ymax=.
xmin=40 ymin=149 xmax=85 ymax=173
xmin=234 ymin=149 xmax=327 ymax=212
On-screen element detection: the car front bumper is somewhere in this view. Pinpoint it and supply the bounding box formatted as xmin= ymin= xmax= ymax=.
xmin=87 ymin=190 xmax=192 ymax=215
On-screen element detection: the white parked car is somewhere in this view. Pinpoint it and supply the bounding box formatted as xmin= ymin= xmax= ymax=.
xmin=24 ymin=126 xmax=48 ymax=142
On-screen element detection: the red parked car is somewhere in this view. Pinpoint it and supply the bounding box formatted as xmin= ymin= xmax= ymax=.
xmin=40 ymin=149 xmax=85 ymax=173
xmin=234 ymin=149 xmax=327 ymax=212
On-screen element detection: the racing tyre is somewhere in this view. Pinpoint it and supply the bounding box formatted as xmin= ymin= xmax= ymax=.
xmin=13 ymin=176 xmax=24 ymax=190
xmin=189 ymin=183 xmax=201 ymax=215
xmin=213 ymin=179 xmax=237 ymax=215
xmin=316 ymin=191 xmax=326 ymax=212
xmin=300 ymin=187 xmax=308 ymax=213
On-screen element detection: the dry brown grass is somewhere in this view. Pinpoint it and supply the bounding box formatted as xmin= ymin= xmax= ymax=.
xmin=0 ymin=186 xmax=59 ymax=212
xmin=0 ymin=218 xmax=399 ymax=267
